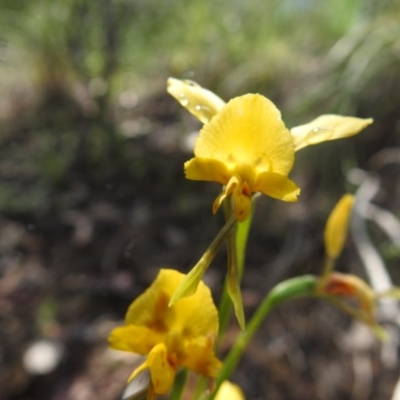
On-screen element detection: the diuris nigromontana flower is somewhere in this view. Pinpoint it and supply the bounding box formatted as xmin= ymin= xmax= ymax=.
xmin=108 ymin=269 xmax=221 ymax=398
xmin=181 ymin=91 xmax=301 ymax=222
xmin=167 ymin=78 xmax=373 ymax=222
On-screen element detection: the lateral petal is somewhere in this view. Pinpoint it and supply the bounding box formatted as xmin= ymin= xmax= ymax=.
xmin=167 ymin=78 xmax=225 ymax=124
xmin=253 ymin=172 xmax=300 ymax=202
xmin=291 ymin=115 xmax=373 ymax=151
xmin=184 ymin=157 xmax=230 ymax=184
xmin=108 ymin=325 xmax=162 ymax=355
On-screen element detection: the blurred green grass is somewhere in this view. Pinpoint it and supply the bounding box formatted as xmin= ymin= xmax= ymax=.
xmin=2 ymin=0 xmax=398 ymax=95
xmin=0 ymin=0 xmax=399 ymax=213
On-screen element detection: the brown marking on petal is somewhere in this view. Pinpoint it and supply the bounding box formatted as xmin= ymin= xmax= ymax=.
xmin=324 ymin=277 xmax=357 ymax=298
xmin=147 ymin=291 xmax=171 ymax=332
xmin=241 ymin=182 xmax=252 ymax=197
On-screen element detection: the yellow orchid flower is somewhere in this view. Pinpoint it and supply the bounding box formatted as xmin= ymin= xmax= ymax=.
xmin=167 ymin=78 xmax=372 ymax=222
xmin=185 ymin=94 xmax=300 ymax=222
xmin=108 ymin=269 xmax=221 ymax=398
xmin=215 ymin=381 xmax=246 ymax=400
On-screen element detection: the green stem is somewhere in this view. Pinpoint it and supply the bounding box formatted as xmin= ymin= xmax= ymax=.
xmin=193 ymin=376 xmax=208 ymax=400
xmin=217 ymin=197 xmax=255 ymax=342
xmin=217 ymin=252 xmax=236 ymax=342
xmin=236 ymin=206 xmax=254 ymax=279
xmin=209 ymin=275 xmax=316 ymax=400
xmin=170 ymin=369 xmax=188 ymax=400
xmin=217 ymin=196 xmax=237 ymax=340
xmin=319 ymin=256 xmax=335 ymax=288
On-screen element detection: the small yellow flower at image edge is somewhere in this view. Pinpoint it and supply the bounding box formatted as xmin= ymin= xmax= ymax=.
xmin=215 ymin=381 xmax=246 ymax=400
xmin=108 ymin=269 xmax=222 ymax=397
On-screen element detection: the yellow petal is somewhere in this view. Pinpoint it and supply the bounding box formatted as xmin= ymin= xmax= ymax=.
xmin=211 ymin=175 xmax=251 ymax=219
xmin=324 ymin=194 xmax=355 ymax=260
xmin=212 ymin=190 xmax=229 ymax=215
xmin=125 ymin=269 xmax=218 ymax=339
xmin=215 ymin=381 xmax=246 ymax=400
xmin=184 ymin=157 xmax=231 ymax=184
xmin=167 ymin=78 xmax=225 ymax=124
xmin=253 ymin=171 xmax=300 ymax=202
xmin=108 ymin=325 xmax=162 ymax=354
xmin=172 ymin=276 xmax=219 ymax=339
xmin=182 ymin=337 xmax=222 ymax=378
xmin=291 ymin=115 xmax=373 ymax=151
xmin=194 ymin=94 xmax=295 ymax=176
xmin=125 ymin=277 xmax=174 ymax=331
xmin=232 ymin=182 xmax=252 ymax=223
xmin=126 ymin=359 xmax=150 ymax=383
xmin=147 ymin=343 xmax=176 ymax=395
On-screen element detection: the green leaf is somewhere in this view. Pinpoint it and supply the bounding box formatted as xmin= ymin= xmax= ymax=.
xmin=169 ymin=259 xmax=209 ymax=306
xmin=236 ymin=206 xmax=253 ymax=279
xmin=267 ymin=275 xmax=317 ymax=309
xmin=170 ymin=214 xmax=237 ymax=306
xmin=227 ymin=230 xmax=245 ymax=330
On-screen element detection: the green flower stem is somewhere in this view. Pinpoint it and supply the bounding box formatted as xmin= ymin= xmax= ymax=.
xmin=170 ymin=369 xmax=188 ymax=400
xmin=226 ymin=230 xmax=245 ymax=329
xmin=193 ymin=376 xmax=208 ymax=400
xmin=217 ymin=198 xmax=236 ymax=338
xmin=319 ymin=256 xmax=335 ymax=288
xmin=210 ymin=275 xmax=317 ymax=400
xmin=217 ymin=283 xmax=232 ymax=345
xmin=217 ymin=197 xmax=255 ymax=341
xmin=236 ymin=211 xmax=254 ymax=279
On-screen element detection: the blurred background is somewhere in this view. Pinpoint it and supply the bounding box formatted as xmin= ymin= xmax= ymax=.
xmin=1 ymin=0 xmax=400 ymax=399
